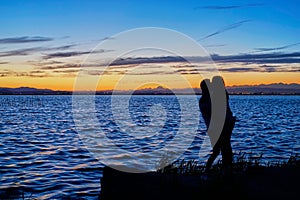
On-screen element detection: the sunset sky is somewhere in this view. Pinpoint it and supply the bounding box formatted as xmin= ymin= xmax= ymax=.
xmin=0 ymin=0 xmax=299 ymax=91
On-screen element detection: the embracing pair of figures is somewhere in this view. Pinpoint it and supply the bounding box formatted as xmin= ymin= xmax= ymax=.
xmin=199 ymin=76 xmax=236 ymax=173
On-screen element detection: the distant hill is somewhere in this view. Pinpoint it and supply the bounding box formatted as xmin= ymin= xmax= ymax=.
xmin=0 ymin=87 xmax=69 ymax=95
xmin=226 ymin=83 xmax=300 ymax=95
xmin=129 ymin=83 xmax=300 ymax=95
xmin=0 ymin=83 xmax=299 ymax=95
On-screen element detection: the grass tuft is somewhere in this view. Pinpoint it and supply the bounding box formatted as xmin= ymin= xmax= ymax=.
xmin=157 ymin=152 xmax=300 ymax=175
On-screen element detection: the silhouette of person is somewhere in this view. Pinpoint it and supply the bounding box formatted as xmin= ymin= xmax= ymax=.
xmin=199 ymin=76 xmax=236 ymax=172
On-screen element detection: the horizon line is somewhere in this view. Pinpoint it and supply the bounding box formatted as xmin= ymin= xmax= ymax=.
xmin=0 ymin=81 xmax=299 ymax=92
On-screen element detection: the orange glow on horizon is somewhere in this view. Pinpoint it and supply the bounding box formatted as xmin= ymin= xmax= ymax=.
xmin=221 ymin=72 xmax=300 ymax=87
xmin=0 ymin=72 xmax=299 ymax=91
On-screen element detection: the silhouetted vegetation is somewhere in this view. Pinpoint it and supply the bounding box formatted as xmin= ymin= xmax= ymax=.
xmin=1 ymin=153 xmax=299 ymax=199
xmin=100 ymin=153 xmax=300 ymax=199
xmin=157 ymin=152 xmax=300 ymax=175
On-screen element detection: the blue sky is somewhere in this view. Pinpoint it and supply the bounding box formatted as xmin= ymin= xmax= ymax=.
xmin=0 ymin=0 xmax=299 ymax=89
xmin=1 ymin=0 xmax=299 ymax=54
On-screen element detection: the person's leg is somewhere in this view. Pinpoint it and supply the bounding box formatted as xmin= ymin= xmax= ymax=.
xmin=221 ymin=142 xmax=233 ymax=167
xmin=206 ymin=143 xmax=221 ymax=172
xmin=221 ymin=138 xmax=233 ymax=176
xmin=221 ymin=120 xmax=234 ymax=169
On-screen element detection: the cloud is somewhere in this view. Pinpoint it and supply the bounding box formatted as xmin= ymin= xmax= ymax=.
xmin=219 ymin=64 xmax=300 ymax=73
xmin=41 ymin=63 xmax=82 ymax=70
xmin=84 ymin=69 xmax=129 ymax=76
xmin=110 ymin=56 xmax=191 ymax=66
xmin=175 ymin=63 xmax=299 ymax=74
xmin=0 ymin=68 xmax=81 ymax=78
xmin=175 ymin=68 xmax=205 ymax=75
xmin=195 ymin=3 xmax=264 ymax=10
xmin=0 ymin=45 xmax=75 ymax=57
xmin=220 ymin=67 xmax=260 ymax=72
xmin=98 ymin=36 xmax=115 ymax=41
xmin=43 ymin=51 xmax=90 ymax=59
xmin=204 ymin=44 xmax=227 ymax=48
xmin=0 ymin=69 xmax=12 ymax=77
xmin=103 ymin=51 xmax=300 ymax=66
xmin=51 ymin=44 xmax=76 ymax=50
xmin=29 ymin=51 xmax=300 ymax=75
xmin=0 ymin=47 xmax=44 ymax=57
xmin=0 ymin=69 xmax=52 ymax=78
xmin=196 ymin=5 xmax=243 ymax=10
xmin=58 ymin=51 xmax=300 ymax=68
xmin=253 ymin=42 xmax=300 ymax=52
xmin=28 ymin=60 xmax=64 ymax=67
xmin=43 ymin=49 xmax=112 ymax=59
xmin=0 ymin=36 xmax=53 ymax=44
xmin=198 ymin=20 xmax=252 ymax=41
xmin=40 ymin=63 xmax=107 ymax=70
xmin=211 ymin=52 xmax=300 ymax=64
xmin=107 ymin=53 xmax=300 ymax=73
xmin=58 ymin=36 xmax=70 ymax=40
xmin=82 ymin=62 xmax=300 ymax=75
xmin=29 ymin=70 xmax=46 ymax=74
xmin=52 ymin=69 xmax=79 ymax=73
xmin=75 ymin=63 xmax=209 ymax=76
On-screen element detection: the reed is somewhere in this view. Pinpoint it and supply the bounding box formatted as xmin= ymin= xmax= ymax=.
xmin=157 ymin=152 xmax=300 ymax=175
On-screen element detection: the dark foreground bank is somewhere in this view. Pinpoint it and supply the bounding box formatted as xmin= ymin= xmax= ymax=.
xmin=1 ymin=155 xmax=299 ymax=199
xmin=100 ymin=156 xmax=300 ymax=200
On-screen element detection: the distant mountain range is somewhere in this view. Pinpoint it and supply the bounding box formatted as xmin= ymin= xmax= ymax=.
xmin=0 ymin=83 xmax=299 ymax=95
xmin=0 ymin=87 xmax=69 ymax=95
xmin=226 ymin=83 xmax=300 ymax=95
xmin=120 ymin=83 xmax=300 ymax=95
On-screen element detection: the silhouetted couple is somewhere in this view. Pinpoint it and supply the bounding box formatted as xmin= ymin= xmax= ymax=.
xmin=199 ymin=76 xmax=236 ymax=173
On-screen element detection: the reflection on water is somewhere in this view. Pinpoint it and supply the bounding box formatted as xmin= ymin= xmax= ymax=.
xmin=0 ymin=95 xmax=299 ymax=199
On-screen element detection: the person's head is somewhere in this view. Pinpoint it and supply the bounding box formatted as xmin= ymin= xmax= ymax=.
xmin=212 ymin=76 xmax=225 ymax=87
xmin=200 ymin=79 xmax=210 ymax=95
xmin=211 ymin=76 xmax=228 ymax=99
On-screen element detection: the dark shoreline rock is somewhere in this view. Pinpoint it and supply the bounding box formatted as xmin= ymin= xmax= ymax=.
xmin=100 ymin=165 xmax=300 ymax=200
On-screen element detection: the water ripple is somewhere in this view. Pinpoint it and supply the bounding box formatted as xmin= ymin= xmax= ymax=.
xmin=0 ymin=95 xmax=299 ymax=199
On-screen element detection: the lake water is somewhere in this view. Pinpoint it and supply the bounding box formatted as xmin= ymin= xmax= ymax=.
xmin=0 ymin=95 xmax=299 ymax=199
